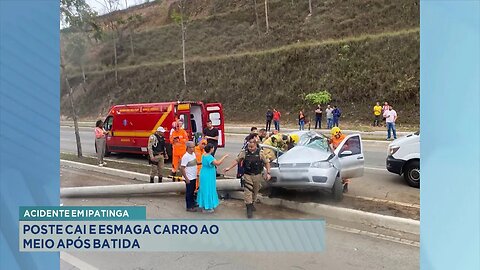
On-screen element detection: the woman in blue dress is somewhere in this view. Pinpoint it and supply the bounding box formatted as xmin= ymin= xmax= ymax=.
xmin=197 ymin=143 xmax=229 ymax=213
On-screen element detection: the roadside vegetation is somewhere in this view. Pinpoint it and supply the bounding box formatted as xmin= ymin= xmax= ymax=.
xmin=61 ymin=0 xmax=419 ymax=126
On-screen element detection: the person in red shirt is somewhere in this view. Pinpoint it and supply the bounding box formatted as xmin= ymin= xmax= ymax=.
xmin=272 ymin=109 xmax=281 ymax=131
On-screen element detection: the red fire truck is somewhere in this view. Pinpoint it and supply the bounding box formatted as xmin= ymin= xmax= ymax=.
xmin=102 ymin=101 xmax=225 ymax=158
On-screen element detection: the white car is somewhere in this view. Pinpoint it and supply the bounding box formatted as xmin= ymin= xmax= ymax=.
xmin=262 ymin=131 xmax=365 ymax=201
xmin=386 ymin=131 xmax=420 ymax=188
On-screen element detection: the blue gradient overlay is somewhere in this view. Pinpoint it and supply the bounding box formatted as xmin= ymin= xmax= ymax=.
xmin=19 ymin=206 xmax=147 ymax=221
xmin=0 ymin=0 xmax=59 ymax=269
xmin=421 ymin=1 xmax=480 ymax=270
xmin=19 ymin=220 xmax=325 ymax=252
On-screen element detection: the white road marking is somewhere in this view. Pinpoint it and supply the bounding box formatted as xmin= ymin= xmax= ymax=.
xmin=365 ymin=166 xmax=387 ymax=171
xmin=327 ymin=224 xmax=420 ymax=247
xmin=61 ymin=252 xmax=99 ymax=270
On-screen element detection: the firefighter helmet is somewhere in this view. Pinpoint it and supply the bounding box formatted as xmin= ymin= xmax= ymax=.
xmin=289 ymin=134 xmax=300 ymax=143
xmin=331 ymin=127 xmax=341 ymax=136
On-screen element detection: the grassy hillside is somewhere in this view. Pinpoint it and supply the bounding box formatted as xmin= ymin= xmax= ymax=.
xmin=77 ymin=0 xmax=418 ymax=71
xmin=61 ymin=0 xmax=420 ymax=125
xmin=62 ymin=29 xmax=419 ymax=124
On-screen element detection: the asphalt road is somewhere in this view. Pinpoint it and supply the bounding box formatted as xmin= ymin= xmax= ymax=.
xmin=60 ymin=167 xmax=419 ymax=270
xmin=60 ymin=126 xmax=419 ymax=204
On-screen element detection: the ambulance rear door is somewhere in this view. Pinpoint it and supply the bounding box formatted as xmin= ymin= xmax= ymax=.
xmin=176 ymin=103 xmax=192 ymax=139
xmin=205 ymin=103 xmax=225 ymax=147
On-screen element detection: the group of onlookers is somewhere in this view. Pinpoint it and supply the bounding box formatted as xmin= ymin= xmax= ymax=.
xmin=374 ymin=101 xmax=398 ymax=140
xmin=264 ymin=101 xmax=399 ymax=140
xmin=265 ymin=105 xmax=342 ymax=132
xmin=265 ymin=109 xmax=282 ymax=131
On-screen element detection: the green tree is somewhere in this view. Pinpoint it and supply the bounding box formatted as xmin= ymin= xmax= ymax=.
xmin=61 ymin=0 xmax=97 ymax=29
xmin=305 ymin=90 xmax=332 ymax=105
xmin=60 ymin=0 xmax=100 ymax=157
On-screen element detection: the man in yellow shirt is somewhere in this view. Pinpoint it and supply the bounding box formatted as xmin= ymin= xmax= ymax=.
xmin=373 ymin=102 xmax=382 ymax=127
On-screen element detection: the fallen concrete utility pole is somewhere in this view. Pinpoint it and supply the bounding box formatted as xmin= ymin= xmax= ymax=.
xmin=61 ymin=179 xmax=242 ymax=198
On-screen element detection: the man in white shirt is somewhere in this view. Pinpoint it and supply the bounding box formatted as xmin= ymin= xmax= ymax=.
xmin=383 ymin=105 xmax=398 ymax=140
xmin=180 ymin=141 xmax=198 ymax=212
xmin=325 ymin=105 xmax=334 ymax=129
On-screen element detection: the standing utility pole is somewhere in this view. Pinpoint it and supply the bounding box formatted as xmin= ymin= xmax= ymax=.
xmin=181 ymin=6 xmax=186 ymax=87
xmin=264 ymin=0 xmax=269 ymax=33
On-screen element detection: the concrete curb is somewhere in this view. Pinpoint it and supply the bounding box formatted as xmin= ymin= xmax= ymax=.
xmin=61 ymin=160 xmax=151 ymax=182
xmin=344 ymin=194 xmax=420 ymax=209
xmin=228 ymin=191 xmax=419 ymax=235
xmin=61 ymin=152 xmax=177 ymax=171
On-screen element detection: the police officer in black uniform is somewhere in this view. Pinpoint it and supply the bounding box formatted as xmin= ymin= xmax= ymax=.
xmin=224 ymin=139 xmax=271 ymax=218
xmin=147 ymin=126 xmax=168 ymax=183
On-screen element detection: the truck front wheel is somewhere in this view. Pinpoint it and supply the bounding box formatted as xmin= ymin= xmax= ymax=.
xmin=403 ymin=160 xmax=420 ymax=188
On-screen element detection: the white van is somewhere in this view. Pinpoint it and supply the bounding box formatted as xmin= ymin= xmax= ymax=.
xmin=386 ymin=131 xmax=420 ymax=188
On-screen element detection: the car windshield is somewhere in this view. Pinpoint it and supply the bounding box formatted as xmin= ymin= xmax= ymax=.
xmin=297 ymin=131 xmax=331 ymax=152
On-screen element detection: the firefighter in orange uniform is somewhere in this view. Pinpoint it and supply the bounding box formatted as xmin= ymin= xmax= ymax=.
xmin=329 ymin=127 xmax=346 ymax=149
xmin=329 ymin=127 xmax=350 ymax=193
xmin=194 ymin=139 xmax=207 ymax=192
xmin=170 ymin=121 xmax=188 ymax=176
